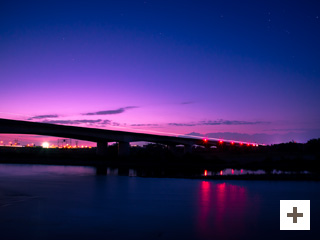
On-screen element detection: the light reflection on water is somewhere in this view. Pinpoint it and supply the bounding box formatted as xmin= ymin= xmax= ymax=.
xmin=202 ymin=168 xmax=266 ymax=176
xmin=0 ymin=163 xmax=95 ymax=176
xmin=0 ymin=164 xmax=319 ymax=240
xmin=201 ymin=168 xmax=310 ymax=176
xmin=0 ymin=164 xmax=310 ymax=178
xmin=197 ymin=181 xmax=254 ymax=238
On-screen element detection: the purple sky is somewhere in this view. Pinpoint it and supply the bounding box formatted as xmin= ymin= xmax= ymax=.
xmin=1 ymin=0 xmax=320 ymax=145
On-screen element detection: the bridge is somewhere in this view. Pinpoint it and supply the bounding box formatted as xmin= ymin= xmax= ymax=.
xmin=0 ymin=118 xmax=255 ymax=156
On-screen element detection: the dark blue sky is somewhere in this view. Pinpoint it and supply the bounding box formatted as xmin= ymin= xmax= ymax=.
xmin=1 ymin=0 xmax=320 ymax=144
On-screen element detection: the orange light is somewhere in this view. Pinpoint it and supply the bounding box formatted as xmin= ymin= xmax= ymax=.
xmin=204 ymin=170 xmax=208 ymax=176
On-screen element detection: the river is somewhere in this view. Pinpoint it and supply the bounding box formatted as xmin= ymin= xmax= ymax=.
xmin=0 ymin=164 xmax=319 ymax=240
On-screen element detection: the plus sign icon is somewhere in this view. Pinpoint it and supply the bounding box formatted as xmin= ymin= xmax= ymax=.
xmin=280 ymin=200 xmax=310 ymax=230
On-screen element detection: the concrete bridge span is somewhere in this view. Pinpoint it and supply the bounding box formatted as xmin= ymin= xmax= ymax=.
xmin=0 ymin=118 xmax=249 ymax=156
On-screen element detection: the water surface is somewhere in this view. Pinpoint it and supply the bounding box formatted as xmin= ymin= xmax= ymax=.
xmin=0 ymin=164 xmax=319 ymax=240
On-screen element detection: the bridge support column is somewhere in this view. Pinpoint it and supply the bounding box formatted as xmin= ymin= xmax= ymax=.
xmin=118 ymin=141 xmax=130 ymax=157
xmin=167 ymin=144 xmax=176 ymax=153
xmin=184 ymin=144 xmax=193 ymax=154
xmin=96 ymin=141 xmax=108 ymax=156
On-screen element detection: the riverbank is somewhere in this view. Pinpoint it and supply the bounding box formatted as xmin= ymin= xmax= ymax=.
xmin=1 ymin=146 xmax=320 ymax=181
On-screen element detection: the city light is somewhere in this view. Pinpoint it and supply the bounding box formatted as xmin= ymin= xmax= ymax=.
xmin=42 ymin=142 xmax=49 ymax=148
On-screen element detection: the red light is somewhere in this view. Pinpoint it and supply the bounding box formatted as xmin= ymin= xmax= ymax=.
xmin=231 ymin=142 xmax=234 ymax=145
xmin=252 ymin=143 xmax=255 ymax=146
xmin=240 ymin=142 xmax=243 ymax=146
xmin=232 ymin=169 xmax=234 ymax=175
xmin=204 ymin=170 xmax=208 ymax=176
xmin=247 ymin=143 xmax=250 ymax=146
xmin=220 ymin=170 xmax=223 ymax=175
xmin=203 ymin=138 xmax=208 ymax=143
xmin=219 ymin=140 xmax=223 ymax=144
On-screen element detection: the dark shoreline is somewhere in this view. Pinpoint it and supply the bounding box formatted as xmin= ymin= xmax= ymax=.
xmin=1 ymin=146 xmax=320 ymax=181
xmin=1 ymin=160 xmax=319 ymax=181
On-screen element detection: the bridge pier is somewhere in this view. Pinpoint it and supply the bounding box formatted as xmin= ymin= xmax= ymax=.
xmin=96 ymin=141 xmax=108 ymax=156
xmin=118 ymin=141 xmax=130 ymax=157
xmin=167 ymin=144 xmax=177 ymax=154
xmin=184 ymin=144 xmax=193 ymax=154
xmin=167 ymin=144 xmax=175 ymax=151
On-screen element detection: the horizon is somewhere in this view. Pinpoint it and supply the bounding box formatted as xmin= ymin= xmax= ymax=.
xmin=0 ymin=117 xmax=319 ymax=146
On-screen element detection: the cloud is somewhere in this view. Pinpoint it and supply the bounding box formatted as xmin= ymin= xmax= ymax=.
xmin=200 ymin=119 xmax=269 ymax=125
xmin=180 ymin=101 xmax=194 ymax=105
xmin=130 ymin=123 xmax=159 ymax=127
xmin=263 ymin=128 xmax=309 ymax=132
xmin=42 ymin=119 xmax=103 ymax=125
xmin=168 ymin=123 xmax=197 ymax=126
xmin=83 ymin=106 xmax=139 ymax=116
xmin=169 ymin=119 xmax=269 ymax=127
xmin=28 ymin=114 xmax=59 ymax=120
xmin=101 ymin=119 xmax=111 ymax=125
